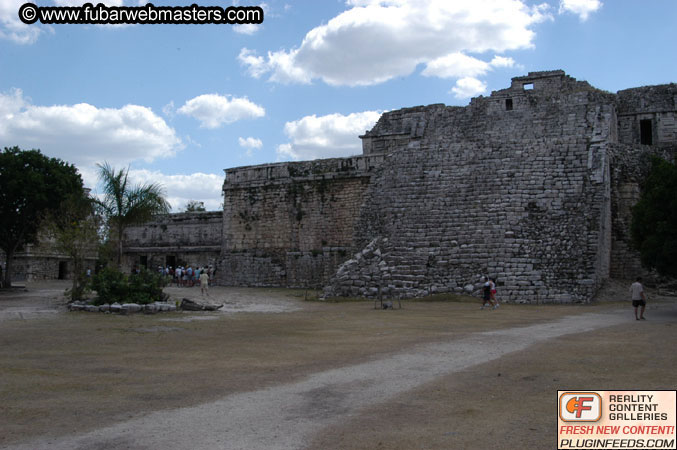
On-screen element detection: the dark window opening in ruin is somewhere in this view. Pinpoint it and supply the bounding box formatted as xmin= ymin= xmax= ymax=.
xmin=140 ymin=255 xmax=148 ymax=268
xmin=505 ymin=98 xmax=513 ymax=111
xmin=640 ymin=119 xmax=653 ymax=145
xmin=58 ymin=261 xmax=67 ymax=280
xmin=523 ymin=83 xmax=534 ymax=90
xmin=166 ymin=255 xmax=176 ymax=268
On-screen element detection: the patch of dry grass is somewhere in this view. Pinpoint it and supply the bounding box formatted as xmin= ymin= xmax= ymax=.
xmin=0 ymin=285 xmax=672 ymax=448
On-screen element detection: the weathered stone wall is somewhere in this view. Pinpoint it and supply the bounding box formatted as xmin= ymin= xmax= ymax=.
xmin=326 ymin=139 xmax=612 ymax=303
xmin=361 ymin=72 xmax=617 ymax=153
xmin=122 ymin=211 xmax=222 ymax=272
xmin=7 ymin=252 xmax=71 ymax=281
xmin=209 ymin=70 xmax=675 ymax=302
xmin=617 ymin=84 xmax=677 ymax=146
xmin=326 ymin=71 xmax=618 ymax=303
xmin=217 ymin=156 xmax=384 ymax=287
xmin=1 ymin=240 xmax=96 ymax=282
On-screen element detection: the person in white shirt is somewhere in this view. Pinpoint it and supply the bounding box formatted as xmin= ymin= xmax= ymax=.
xmin=630 ymin=277 xmax=647 ymax=321
xmin=200 ymin=271 xmax=210 ymax=296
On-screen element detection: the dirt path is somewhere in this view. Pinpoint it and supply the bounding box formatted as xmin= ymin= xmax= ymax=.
xmin=4 ymin=306 xmax=656 ymax=450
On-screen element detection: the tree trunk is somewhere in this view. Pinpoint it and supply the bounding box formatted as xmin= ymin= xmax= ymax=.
xmin=117 ymin=225 xmax=123 ymax=269
xmin=2 ymin=247 xmax=14 ymax=288
xmin=71 ymin=253 xmax=81 ymax=301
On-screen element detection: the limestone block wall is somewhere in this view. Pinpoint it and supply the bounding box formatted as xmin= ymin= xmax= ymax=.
xmin=360 ymin=105 xmax=437 ymax=154
xmin=1 ymin=231 xmax=97 ymax=281
xmin=208 ymin=70 xmax=676 ymax=300
xmin=362 ymin=74 xmax=617 ymax=157
xmin=326 ymin=72 xmax=619 ymax=303
xmin=217 ymin=155 xmax=384 ymax=287
xmin=617 ymin=84 xmax=677 ymax=146
xmin=8 ymin=253 xmax=70 ymax=281
xmin=121 ymin=211 xmax=222 ymax=272
xmin=325 ymin=137 xmax=612 ymax=303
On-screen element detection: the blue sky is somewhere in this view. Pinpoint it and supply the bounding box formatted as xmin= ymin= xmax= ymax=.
xmin=1 ymin=0 xmax=675 ymax=210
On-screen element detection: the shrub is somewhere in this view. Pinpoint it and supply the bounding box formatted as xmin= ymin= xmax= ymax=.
xmin=91 ymin=267 xmax=128 ymax=305
xmin=91 ymin=267 xmax=166 ymax=305
xmin=127 ymin=269 xmax=165 ymax=304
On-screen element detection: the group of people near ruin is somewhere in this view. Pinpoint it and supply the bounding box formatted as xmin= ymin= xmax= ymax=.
xmin=129 ymin=265 xmax=215 ymax=296
xmin=165 ymin=265 xmax=214 ymax=288
xmin=162 ymin=265 xmax=214 ymax=296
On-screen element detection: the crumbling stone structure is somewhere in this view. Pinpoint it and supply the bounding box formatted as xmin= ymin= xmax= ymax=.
xmin=214 ymin=71 xmax=676 ymax=303
xmin=114 ymin=71 xmax=677 ymax=302
xmin=121 ymin=211 xmax=222 ymax=272
xmin=1 ymin=233 xmax=97 ymax=282
xmin=330 ymin=71 xmax=676 ymax=302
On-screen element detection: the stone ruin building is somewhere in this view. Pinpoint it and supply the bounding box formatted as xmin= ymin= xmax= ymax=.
xmin=122 ymin=70 xmax=676 ymax=303
xmin=1 ymin=188 xmax=99 ymax=282
xmin=120 ymin=211 xmax=222 ymax=272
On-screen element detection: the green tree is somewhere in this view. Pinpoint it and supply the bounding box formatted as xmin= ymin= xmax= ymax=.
xmin=96 ymin=163 xmax=170 ymax=267
xmin=46 ymin=193 xmax=100 ymax=301
xmin=631 ymin=156 xmax=677 ymax=277
xmin=0 ymin=147 xmax=84 ymax=288
xmin=184 ymin=200 xmax=206 ymax=212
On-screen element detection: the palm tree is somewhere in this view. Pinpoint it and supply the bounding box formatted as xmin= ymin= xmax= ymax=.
xmin=97 ymin=163 xmax=171 ymax=267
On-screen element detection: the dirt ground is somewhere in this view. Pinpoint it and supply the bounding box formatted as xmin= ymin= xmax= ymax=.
xmin=0 ymin=280 xmax=675 ymax=449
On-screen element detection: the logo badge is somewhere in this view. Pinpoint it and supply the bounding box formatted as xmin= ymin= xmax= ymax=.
xmin=559 ymin=392 xmax=602 ymax=422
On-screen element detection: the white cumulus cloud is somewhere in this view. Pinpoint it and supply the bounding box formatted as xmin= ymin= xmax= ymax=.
xmin=276 ymin=111 xmax=382 ymax=161
xmin=239 ymin=0 xmax=551 ymax=87
xmin=422 ymin=53 xmax=491 ymax=79
xmin=125 ymin=169 xmax=224 ymax=212
xmin=238 ymin=136 xmax=263 ymax=156
xmin=232 ymin=0 xmax=268 ymax=34
xmin=233 ymin=23 xmax=260 ymax=35
xmin=177 ymin=94 xmax=265 ymax=129
xmin=0 ymin=88 xmax=182 ymax=181
xmin=558 ymin=0 xmax=602 ymax=21
xmin=450 ymin=77 xmax=487 ymax=99
xmin=422 ymin=53 xmax=517 ymax=79
xmin=0 ymin=88 xmax=224 ymax=210
xmin=490 ymin=55 xmax=516 ymax=68
xmin=0 ymin=0 xmax=42 ymax=44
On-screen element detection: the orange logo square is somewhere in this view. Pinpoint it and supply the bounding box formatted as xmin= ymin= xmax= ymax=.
xmin=559 ymin=392 xmax=602 ymax=422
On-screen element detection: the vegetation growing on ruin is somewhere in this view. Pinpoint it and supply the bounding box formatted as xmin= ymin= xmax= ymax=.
xmin=631 ymin=156 xmax=677 ymax=277
xmin=184 ymin=200 xmax=206 ymax=212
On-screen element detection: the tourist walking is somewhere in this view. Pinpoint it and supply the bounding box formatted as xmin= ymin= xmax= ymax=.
xmin=481 ymin=277 xmax=497 ymax=310
xmin=630 ymin=277 xmax=647 ymax=320
xmin=200 ymin=270 xmax=210 ymax=296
